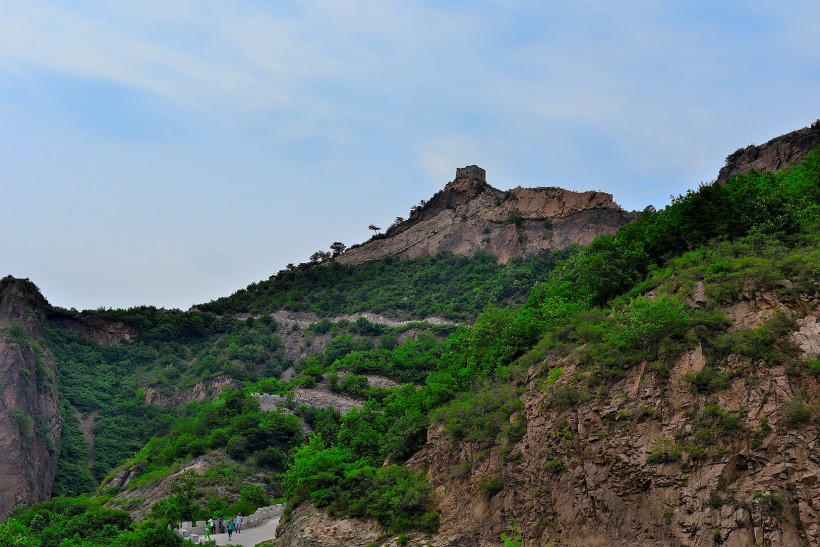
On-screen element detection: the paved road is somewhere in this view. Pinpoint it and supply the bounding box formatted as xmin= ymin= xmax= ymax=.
xmin=206 ymin=517 xmax=280 ymax=546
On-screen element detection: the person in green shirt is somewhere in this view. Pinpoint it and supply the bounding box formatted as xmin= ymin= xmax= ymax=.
xmin=227 ymin=519 xmax=235 ymax=541
xmin=204 ymin=519 xmax=212 ymax=541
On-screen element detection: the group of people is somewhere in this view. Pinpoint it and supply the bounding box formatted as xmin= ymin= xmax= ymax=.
xmin=204 ymin=513 xmax=243 ymax=541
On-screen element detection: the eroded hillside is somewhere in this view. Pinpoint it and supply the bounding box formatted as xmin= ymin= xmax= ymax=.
xmin=718 ymin=120 xmax=820 ymax=183
xmin=339 ymin=171 xmax=634 ymax=266
xmin=407 ymin=244 xmax=820 ymax=546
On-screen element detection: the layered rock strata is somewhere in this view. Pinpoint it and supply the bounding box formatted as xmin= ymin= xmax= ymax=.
xmin=338 ymin=173 xmax=634 ymax=266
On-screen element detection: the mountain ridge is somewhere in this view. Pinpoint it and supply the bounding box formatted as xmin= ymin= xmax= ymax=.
xmin=339 ymin=171 xmax=635 ymax=266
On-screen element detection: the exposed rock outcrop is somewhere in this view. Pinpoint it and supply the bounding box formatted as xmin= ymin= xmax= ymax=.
xmin=142 ymin=375 xmax=235 ymax=407
xmin=0 ymin=277 xmax=61 ymax=520
xmin=717 ymin=120 xmax=820 ymax=183
xmin=338 ymin=171 xmax=635 ymax=266
xmin=275 ymin=503 xmax=385 ymax=547
xmin=106 ymin=451 xmax=270 ymax=519
xmin=397 ymin=294 xmax=820 ymax=546
xmin=48 ymin=309 xmax=136 ymax=346
xmin=255 ymin=386 xmax=362 ymax=415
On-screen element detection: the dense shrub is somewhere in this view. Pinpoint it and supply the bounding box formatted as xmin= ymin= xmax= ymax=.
xmin=0 ymin=497 xmax=180 ymax=547
xmin=282 ymin=437 xmax=437 ymax=533
xmin=432 ymin=384 xmax=524 ymax=447
xmin=199 ymin=251 xmax=568 ymax=321
xmin=685 ymin=368 xmax=731 ymax=394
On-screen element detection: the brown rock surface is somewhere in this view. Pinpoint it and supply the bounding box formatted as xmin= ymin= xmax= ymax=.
xmin=274 ymin=503 xmax=385 ymax=547
xmin=338 ymin=173 xmax=634 ymax=266
xmin=0 ymin=277 xmax=61 ymax=520
xmin=142 ymin=375 xmax=235 ymax=407
xmin=399 ymin=294 xmax=820 ymax=546
xmin=48 ymin=310 xmax=136 ymax=346
xmin=717 ymin=120 xmax=820 ymax=183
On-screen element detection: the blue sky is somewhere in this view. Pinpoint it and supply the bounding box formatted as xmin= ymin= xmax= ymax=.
xmin=1 ymin=1 xmax=818 ymax=310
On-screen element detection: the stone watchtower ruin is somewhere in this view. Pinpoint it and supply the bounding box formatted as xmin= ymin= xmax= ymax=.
xmin=455 ymin=165 xmax=486 ymax=182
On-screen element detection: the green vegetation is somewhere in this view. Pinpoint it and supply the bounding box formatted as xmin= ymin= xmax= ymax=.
xmin=7 ymin=147 xmax=820 ymax=544
xmin=47 ymin=310 xmax=294 ymax=492
xmin=47 ymin=325 xmax=178 ymax=491
xmin=0 ymin=497 xmax=183 ymax=546
xmin=147 ymin=469 xmax=271 ymax=529
xmin=784 ymin=396 xmax=812 ymax=427
xmin=501 ymin=525 xmax=523 ymax=547
xmin=545 ymin=457 xmax=565 ymax=474
xmin=190 ymin=148 xmax=820 ymax=535
xmin=52 ymin=401 xmax=96 ymax=497
xmin=432 ymin=383 xmax=524 ymax=448
xmin=282 ymin=436 xmax=437 ymax=533
xmin=647 ymin=437 xmax=682 ymax=464
xmin=112 ymin=390 xmax=304 ymax=491
xmin=199 ymin=251 xmax=571 ymax=321
xmin=477 ymin=475 xmax=504 ymax=497
xmin=753 ymin=490 xmax=786 ymax=517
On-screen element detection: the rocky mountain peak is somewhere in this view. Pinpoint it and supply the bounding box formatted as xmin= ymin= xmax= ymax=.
xmin=0 ymin=276 xmax=51 ymax=322
xmin=338 ymin=166 xmax=634 ymax=266
xmin=717 ymin=120 xmax=820 ymax=183
xmin=442 ymin=175 xmax=491 ymax=196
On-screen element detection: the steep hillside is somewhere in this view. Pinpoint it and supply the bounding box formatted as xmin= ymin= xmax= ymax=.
xmin=0 ymin=262 xmax=491 ymax=517
xmin=0 ymin=277 xmax=61 ymax=520
xmin=406 ymin=243 xmax=820 ymax=546
xmin=272 ymin=145 xmax=820 ymax=545
xmin=339 ymin=168 xmax=635 ymax=266
xmin=718 ymin=120 xmax=820 ymax=183
xmin=199 ymin=251 xmax=568 ymax=321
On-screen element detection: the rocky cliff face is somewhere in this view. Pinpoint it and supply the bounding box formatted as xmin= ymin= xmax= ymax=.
xmin=48 ymin=309 xmax=136 ymax=346
xmin=338 ymin=175 xmax=634 ymax=266
xmin=0 ymin=277 xmax=61 ymax=520
xmin=275 ymin=503 xmax=385 ymax=546
xmin=717 ymin=120 xmax=820 ymax=183
xmin=401 ymin=291 xmax=820 ymax=546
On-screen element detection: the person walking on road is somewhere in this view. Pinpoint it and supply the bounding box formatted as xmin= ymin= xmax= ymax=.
xmin=204 ymin=519 xmax=212 ymax=541
xmin=227 ymin=518 xmax=235 ymax=541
